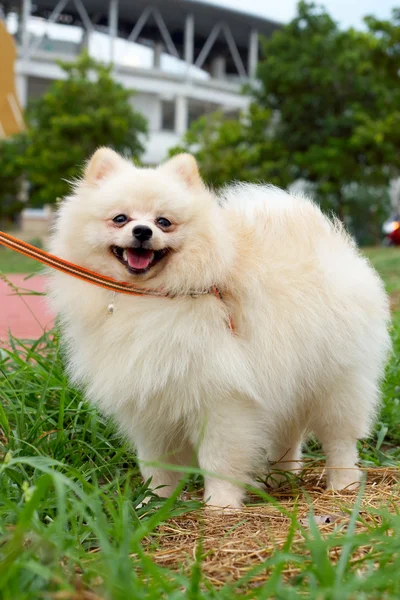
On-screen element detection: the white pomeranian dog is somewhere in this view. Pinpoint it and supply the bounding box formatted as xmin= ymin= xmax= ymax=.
xmin=48 ymin=148 xmax=391 ymax=508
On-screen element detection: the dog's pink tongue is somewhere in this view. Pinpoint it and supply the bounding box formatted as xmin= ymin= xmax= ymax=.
xmin=126 ymin=248 xmax=153 ymax=270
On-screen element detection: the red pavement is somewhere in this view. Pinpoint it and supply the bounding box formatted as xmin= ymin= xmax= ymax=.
xmin=0 ymin=275 xmax=55 ymax=341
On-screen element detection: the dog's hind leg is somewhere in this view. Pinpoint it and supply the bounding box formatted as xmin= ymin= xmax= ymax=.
xmin=313 ymin=369 xmax=379 ymax=491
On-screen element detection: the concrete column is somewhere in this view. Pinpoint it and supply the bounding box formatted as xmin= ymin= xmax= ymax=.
xmin=108 ymin=0 xmax=118 ymax=64
xmin=153 ymin=42 xmax=163 ymax=69
xmin=175 ymin=95 xmax=188 ymax=136
xmin=15 ymin=71 xmax=28 ymax=109
xmin=211 ymin=55 xmax=226 ymax=80
xmin=21 ymin=0 xmax=32 ymax=58
xmin=16 ymin=0 xmax=30 ymax=109
xmin=80 ymin=28 xmax=90 ymax=51
xmin=184 ymin=13 xmax=194 ymax=65
xmin=248 ymin=29 xmax=259 ymax=79
xmin=154 ymin=97 xmax=163 ymax=131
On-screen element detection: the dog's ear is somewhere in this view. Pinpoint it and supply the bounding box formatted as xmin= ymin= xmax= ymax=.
xmin=160 ymin=154 xmax=204 ymax=189
xmin=84 ymin=147 xmax=126 ymax=185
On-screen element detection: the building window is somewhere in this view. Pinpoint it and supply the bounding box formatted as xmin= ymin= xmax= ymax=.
xmin=188 ymin=101 xmax=219 ymax=127
xmin=161 ymin=101 xmax=175 ymax=131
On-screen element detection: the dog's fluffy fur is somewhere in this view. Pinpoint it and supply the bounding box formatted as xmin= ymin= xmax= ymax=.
xmin=48 ymin=148 xmax=391 ymax=508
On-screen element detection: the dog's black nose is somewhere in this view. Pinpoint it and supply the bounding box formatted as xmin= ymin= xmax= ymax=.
xmin=133 ymin=225 xmax=153 ymax=242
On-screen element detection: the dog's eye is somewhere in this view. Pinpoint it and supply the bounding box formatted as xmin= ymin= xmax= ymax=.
xmin=113 ymin=214 xmax=128 ymax=224
xmin=156 ymin=217 xmax=172 ymax=229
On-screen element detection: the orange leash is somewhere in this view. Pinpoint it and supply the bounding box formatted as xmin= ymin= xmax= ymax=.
xmin=0 ymin=231 xmax=235 ymax=332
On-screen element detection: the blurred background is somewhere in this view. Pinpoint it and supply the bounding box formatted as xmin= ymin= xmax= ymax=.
xmin=1 ymin=0 xmax=400 ymax=337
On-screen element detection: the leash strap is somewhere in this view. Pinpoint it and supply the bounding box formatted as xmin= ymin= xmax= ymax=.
xmin=0 ymin=231 xmax=235 ymax=331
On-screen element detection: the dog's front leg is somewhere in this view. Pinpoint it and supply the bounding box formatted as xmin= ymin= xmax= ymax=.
xmin=135 ymin=431 xmax=193 ymax=499
xmin=192 ymin=404 xmax=262 ymax=510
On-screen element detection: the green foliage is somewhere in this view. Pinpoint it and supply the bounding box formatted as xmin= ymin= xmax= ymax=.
xmin=354 ymin=9 xmax=400 ymax=170
xmin=0 ymin=135 xmax=28 ymax=227
xmin=170 ymin=105 xmax=292 ymax=189
xmin=21 ymin=52 xmax=147 ymax=207
xmin=174 ymin=1 xmax=400 ymax=236
xmin=256 ymin=1 xmax=400 ymax=216
xmin=342 ymin=185 xmax=391 ymax=246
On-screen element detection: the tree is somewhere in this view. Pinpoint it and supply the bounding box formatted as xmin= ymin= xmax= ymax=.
xmin=347 ymin=9 xmax=400 ymax=187
xmin=173 ymin=1 xmax=400 ymax=238
xmin=0 ymin=134 xmax=27 ymax=227
xmin=23 ymin=52 xmax=148 ymax=206
xmin=255 ymin=1 xmax=400 ymax=220
xmin=170 ymin=105 xmax=292 ymax=189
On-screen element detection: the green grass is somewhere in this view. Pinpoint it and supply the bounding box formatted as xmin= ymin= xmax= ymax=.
xmin=0 ymin=249 xmax=399 ymax=599
xmin=364 ymin=247 xmax=400 ymax=296
xmin=0 ymin=247 xmax=42 ymax=274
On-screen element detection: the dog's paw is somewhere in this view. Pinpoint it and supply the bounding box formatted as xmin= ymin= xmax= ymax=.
xmin=326 ymin=468 xmax=362 ymax=492
xmin=204 ymin=489 xmax=244 ymax=513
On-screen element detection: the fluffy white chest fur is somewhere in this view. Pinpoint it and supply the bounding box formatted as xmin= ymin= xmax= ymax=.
xmin=48 ymin=149 xmax=391 ymax=508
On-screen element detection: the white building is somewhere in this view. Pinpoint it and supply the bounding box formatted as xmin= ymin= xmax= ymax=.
xmin=4 ymin=0 xmax=280 ymax=164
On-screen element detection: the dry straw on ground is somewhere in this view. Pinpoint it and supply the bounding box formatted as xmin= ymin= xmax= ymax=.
xmin=145 ymin=466 xmax=400 ymax=588
xmin=390 ymin=289 xmax=400 ymax=312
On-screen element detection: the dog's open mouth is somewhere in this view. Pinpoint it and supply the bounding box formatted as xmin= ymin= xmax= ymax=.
xmin=111 ymin=246 xmax=168 ymax=275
